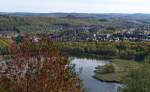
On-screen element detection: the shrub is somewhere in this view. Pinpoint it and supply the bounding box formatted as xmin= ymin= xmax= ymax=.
xmin=101 ymin=64 xmax=115 ymax=73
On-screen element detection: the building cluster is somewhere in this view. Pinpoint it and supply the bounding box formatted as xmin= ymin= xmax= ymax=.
xmin=0 ymin=24 xmax=150 ymax=42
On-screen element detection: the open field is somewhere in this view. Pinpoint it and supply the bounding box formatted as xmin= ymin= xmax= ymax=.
xmin=93 ymin=59 xmax=142 ymax=83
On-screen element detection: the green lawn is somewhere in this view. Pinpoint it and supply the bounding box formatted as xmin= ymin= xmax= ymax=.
xmin=93 ymin=59 xmax=141 ymax=83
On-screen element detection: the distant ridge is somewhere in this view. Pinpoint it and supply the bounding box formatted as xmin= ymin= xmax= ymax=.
xmin=0 ymin=12 xmax=150 ymax=19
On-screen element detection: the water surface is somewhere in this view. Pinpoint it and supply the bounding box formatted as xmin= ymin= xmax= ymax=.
xmin=71 ymin=57 xmax=120 ymax=92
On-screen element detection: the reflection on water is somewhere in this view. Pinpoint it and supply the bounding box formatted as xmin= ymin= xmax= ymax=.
xmin=71 ymin=57 xmax=120 ymax=92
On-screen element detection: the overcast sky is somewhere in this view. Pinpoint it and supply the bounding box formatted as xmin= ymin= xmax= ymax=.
xmin=0 ymin=0 xmax=150 ymax=13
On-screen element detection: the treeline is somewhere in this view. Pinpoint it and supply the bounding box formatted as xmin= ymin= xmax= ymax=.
xmin=57 ymin=41 xmax=150 ymax=61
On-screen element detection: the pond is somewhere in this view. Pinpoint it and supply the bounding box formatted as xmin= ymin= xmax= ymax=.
xmin=70 ymin=57 xmax=120 ymax=92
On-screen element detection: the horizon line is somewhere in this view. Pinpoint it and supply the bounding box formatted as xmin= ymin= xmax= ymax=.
xmin=0 ymin=12 xmax=150 ymax=14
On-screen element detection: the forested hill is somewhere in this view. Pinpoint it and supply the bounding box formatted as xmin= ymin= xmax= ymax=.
xmin=0 ymin=13 xmax=150 ymax=33
xmin=1 ymin=12 xmax=150 ymax=20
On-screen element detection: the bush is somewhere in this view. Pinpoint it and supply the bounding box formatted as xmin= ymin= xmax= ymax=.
xmin=101 ymin=64 xmax=115 ymax=73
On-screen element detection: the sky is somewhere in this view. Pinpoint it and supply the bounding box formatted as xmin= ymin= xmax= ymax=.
xmin=0 ymin=0 xmax=150 ymax=13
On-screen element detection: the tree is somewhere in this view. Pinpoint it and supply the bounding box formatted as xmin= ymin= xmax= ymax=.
xmin=0 ymin=38 xmax=84 ymax=92
xmin=15 ymin=35 xmax=24 ymax=44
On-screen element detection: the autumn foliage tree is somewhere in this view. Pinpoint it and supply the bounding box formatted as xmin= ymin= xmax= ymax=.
xmin=0 ymin=37 xmax=84 ymax=92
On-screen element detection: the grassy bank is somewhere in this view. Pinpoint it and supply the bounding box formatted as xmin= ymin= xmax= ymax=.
xmin=0 ymin=37 xmax=13 ymax=47
xmin=93 ymin=59 xmax=141 ymax=83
